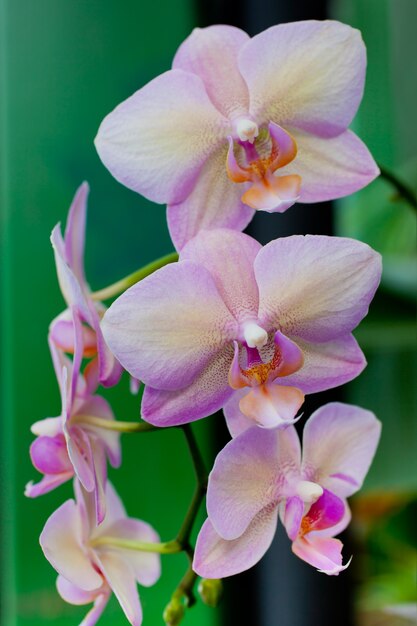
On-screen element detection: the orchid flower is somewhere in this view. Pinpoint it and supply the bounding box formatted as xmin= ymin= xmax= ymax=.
xmin=50 ymin=182 xmax=123 ymax=388
xmin=193 ymin=403 xmax=381 ymax=577
xmin=95 ymin=21 xmax=379 ymax=250
xmin=102 ymin=229 xmax=381 ymax=430
xmin=26 ymin=339 xmax=121 ymax=524
xmin=40 ymin=481 xmax=161 ymax=626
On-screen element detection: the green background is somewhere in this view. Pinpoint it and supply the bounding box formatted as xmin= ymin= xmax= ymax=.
xmin=1 ymin=1 xmax=416 ymax=625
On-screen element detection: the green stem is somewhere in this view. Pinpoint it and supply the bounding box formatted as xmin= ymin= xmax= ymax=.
xmin=379 ymin=165 xmax=417 ymax=212
xmin=181 ymin=424 xmax=208 ymax=489
xmin=91 ymin=537 xmax=182 ymax=554
xmin=175 ymin=425 xmax=208 ymax=547
xmin=92 ymin=251 xmax=179 ymax=301
xmin=172 ymin=564 xmax=199 ymax=608
xmin=72 ymin=414 xmax=158 ymax=433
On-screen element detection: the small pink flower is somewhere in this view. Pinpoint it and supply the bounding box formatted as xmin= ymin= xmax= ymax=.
xmin=95 ymin=22 xmax=379 ymax=250
xmin=40 ymin=481 xmax=161 ymax=626
xmin=50 ymin=182 xmax=122 ymax=388
xmin=193 ymin=403 xmax=381 ymax=577
xmin=26 ymin=345 xmax=121 ymax=524
xmin=102 ymin=229 xmax=381 ymax=430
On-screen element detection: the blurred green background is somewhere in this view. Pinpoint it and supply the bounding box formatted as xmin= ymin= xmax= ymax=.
xmin=1 ymin=0 xmax=416 ymax=625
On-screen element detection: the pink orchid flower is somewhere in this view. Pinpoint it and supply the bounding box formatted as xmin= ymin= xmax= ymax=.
xmin=40 ymin=481 xmax=161 ymax=626
xmin=50 ymin=182 xmax=123 ymax=388
xmin=95 ymin=21 xmax=378 ymax=250
xmin=193 ymin=403 xmax=381 ymax=577
xmin=102 ymin=229 xmax=381 ymax=430
xmin=26 ymin=340 xmax=121 ymax=524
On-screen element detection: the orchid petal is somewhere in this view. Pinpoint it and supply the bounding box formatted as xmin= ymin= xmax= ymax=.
xmin=193 ymin=507 xmax=278 ymax=578
xmin=102 ymin=261 xmax=238 ymax=390
xmin=79 ymin=395 xmax=121 ymax=468
xmin=173 ymin=25 xmax=250 ymax=119
xmin=51 ymin=225 xmax=91 ymax=322
xmin=99 ymin=518 xmax=161 ymax=587
xmin=241 ymin=174 xmax=301 ymax=213
xmin=281 ymin=129 xmax=379 ymax=202
xmin=284 ymin=496 xmax=304 ymax=541
xmin=49 ymin=318 xmax=97 ymax=357
xmin=292 ymin=535 xmax=350 ymax=575
xmin=25 ymin=472 xmax=73 ymax=498
xmin=65 ymin=426 xmax=95 ymax=492
xmin=30 ymin=416 xmax=62 ymax=437
xmin=207 ymin=425 xmax=300 ymax=540
xmin=239 ymin=20 xmax=366 ymax=137
xmin=282 ymin=334 xmax=366 ymax=394
xmin=238 ymin=384 xmax=304 ymax=429
xmin=223 ymin=389 xmax=254 ymax=438
xmin=303 ymin=490 xmax=346 ymax=532
xmin=40 ymin=499 xmax=103 ymax=591
xmin=274 ymin=331 xmax=304 ymax=377
xmin=90 ymin=439 xmax=107 ymax=525
xmin=30 ymin=435 xmax=72 ymax=474
xmin=302 ymin=403 xmax=381 ymax=498
xmin=141 ymin=345 xmax=234 ymax=426
xmin=95 ymin=69 xmax=227 ymax=204
xmin=181 ymin=229 xmax=261 ymax=323
xmin=167 ymin=145 xmax=254 ymax=251
xmin=94 ymin=552 xmax=142 ymax=626
xmin=64 ymin=182 xmax=89 ymax=287
xmin=88 ymin=300 xmax=123 ymax=388
xmin=255 ymin=235 xmax=382 ymax=342
xmin=56 ymin=575 xmax=103 ymax=606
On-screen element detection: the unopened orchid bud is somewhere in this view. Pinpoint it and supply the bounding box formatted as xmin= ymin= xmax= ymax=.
xmin=198 ymin=578 xmax=223 ymax=608
xmin=163 ymin=597 xmax=185 ymax=626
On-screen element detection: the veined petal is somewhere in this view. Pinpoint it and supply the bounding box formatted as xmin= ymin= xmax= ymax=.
xmin=64 ymin=182 xmax=89 ymax=287
xmin=292 ymin=535 xmax=350 ymax=575
xmin=181 ymin=229 xmax=261 ymax=323
xmin=141 ymin=345 xmax=234 ymax=426
xmin=302 ymin=403 xmax=381 ymax=498
xmin=281 ymin=334 xmax=366 ymax=394
xmin=207 ymin=425 xmax=301 ymax=540
xmin=255 ymin=235 xmax=382 ymax=342
xmin=95 ymin=69 xmax=227 ymax=204
xmin=281 ymin=129 xmax=379 ymax=202
xmin=193 ymin=506 xmax=278 ymax=578
xmin=92 ymin=482 xmax=126 ymax=535
xmin=65 ymin=426 xmax=95 ymax=492
xmin=40 ymin=499 xmax=103 ymax=591
xmin=94 ymin=552 xmax=142 ymax=626
xmin=208 ymin=428 xmax=278 ymax=540
xmin=167 ymin=145 xmax=254 ymax=251
xmin=173 ymin=25 xmax=250 ymax=119
xmin=102 ymin=261 xmax=238 ymax=390
xmin=98 ymin=518 xmax=161 ymax=587
xmin=239 ymin=20 xmax=366 ymax=137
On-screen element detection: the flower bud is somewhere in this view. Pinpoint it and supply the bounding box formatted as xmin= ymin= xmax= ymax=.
xmin=198 ymin=578 xmax=223 ymax=608
xmin=163 ymin=597 xmax=185 ymax=626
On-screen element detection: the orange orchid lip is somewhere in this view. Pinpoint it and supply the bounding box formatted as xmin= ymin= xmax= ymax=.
xmin=226 ymin=122 xmax=301 ymax=212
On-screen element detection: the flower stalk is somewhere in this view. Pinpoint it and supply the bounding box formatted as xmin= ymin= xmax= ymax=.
xmin=92 ymin=251 xmax=179 ymax=301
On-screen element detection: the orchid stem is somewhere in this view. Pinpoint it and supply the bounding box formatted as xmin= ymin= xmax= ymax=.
xmin=172 ymin=563 xmax=199 ymax=608
xmin=91 ymin=537 xmax=182 ymax=554
xmin=379 ymin=165 xmax=417 ymax=212
xmin=92 ymin=251 xmax=179 ymax=301
xmin=73 ymin=414 xmax=158 ymax=433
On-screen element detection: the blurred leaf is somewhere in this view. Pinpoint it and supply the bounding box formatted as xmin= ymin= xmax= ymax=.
xmin=336 ymin=159 xmax=417 ymax=300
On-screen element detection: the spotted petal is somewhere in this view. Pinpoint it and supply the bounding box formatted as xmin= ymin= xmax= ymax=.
xmin=102 ymin=261 xmax=238 ymax=390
